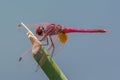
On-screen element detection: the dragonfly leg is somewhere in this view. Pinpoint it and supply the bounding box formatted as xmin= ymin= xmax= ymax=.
xmin=40 ymin=36 xmax=54 ymax=57
xmin=49 ymin=36 xmax=55 ymax=57
xmin=39 ymin=37 xmax=49 ymax=46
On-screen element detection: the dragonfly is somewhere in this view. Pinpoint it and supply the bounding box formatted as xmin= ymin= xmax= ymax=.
xmin=18 ymin=22 xmax=108 ymax=60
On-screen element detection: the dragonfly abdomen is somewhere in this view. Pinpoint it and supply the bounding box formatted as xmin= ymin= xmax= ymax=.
xmin=63 ymin=27 xmax=108 ymax=33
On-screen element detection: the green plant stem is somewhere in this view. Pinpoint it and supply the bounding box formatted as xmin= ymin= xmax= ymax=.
xmin=27 ymin=31 xmax=68 ymax=80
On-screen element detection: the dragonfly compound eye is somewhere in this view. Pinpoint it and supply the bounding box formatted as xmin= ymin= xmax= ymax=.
xmin=36 ymin=27 xmax=43 ymax=36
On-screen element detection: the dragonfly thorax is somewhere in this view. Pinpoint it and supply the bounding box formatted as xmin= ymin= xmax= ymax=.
xmin=36 ymin=23 xmax=66 ymax=36
xmin=46 ymin=24 xmax=63 ymax=35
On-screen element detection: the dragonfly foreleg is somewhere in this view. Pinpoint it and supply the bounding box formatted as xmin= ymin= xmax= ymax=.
xmin=39 ymin=37 xmax=49 ymax=46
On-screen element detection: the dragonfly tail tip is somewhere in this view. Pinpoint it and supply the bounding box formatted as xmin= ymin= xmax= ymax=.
xmin=104 ymin=29 xmax=109 ymax=32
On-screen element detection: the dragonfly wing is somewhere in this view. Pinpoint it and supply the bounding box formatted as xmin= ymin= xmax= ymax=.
xmin=24 ymin=23 xmax=51 ymax=28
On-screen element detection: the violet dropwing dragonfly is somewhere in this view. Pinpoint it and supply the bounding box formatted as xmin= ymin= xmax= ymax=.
xmin=18 ymin=22 xmax=108 ymax=61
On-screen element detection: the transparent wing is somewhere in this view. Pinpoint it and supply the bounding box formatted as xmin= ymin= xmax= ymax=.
xmin=22 ymin=22 xmax=51 ymax=28
xmin=18 ymin=22 xmax=52 ymax=33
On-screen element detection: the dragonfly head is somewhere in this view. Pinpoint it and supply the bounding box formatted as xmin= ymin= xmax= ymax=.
xmin=36 ymin=26 xmax=44 ymax=36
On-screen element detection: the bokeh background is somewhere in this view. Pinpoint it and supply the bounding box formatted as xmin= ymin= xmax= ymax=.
xmin=0 ymin=0 xmax=119 ymax=80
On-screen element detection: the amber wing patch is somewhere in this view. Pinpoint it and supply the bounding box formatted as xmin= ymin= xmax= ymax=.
xmin=57 ymin=32 xmax=68 ymax=44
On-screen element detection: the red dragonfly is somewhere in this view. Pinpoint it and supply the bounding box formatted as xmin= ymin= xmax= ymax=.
xmin=19 ymin=22 xmax=108 ymax=58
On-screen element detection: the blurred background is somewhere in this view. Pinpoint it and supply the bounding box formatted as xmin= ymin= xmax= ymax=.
xmin=0 ymin=0 xmax=119 ymax=80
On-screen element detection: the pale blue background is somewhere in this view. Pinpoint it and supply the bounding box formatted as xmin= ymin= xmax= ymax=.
xmin=0 ymin=0 xmax=119 ymax=80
